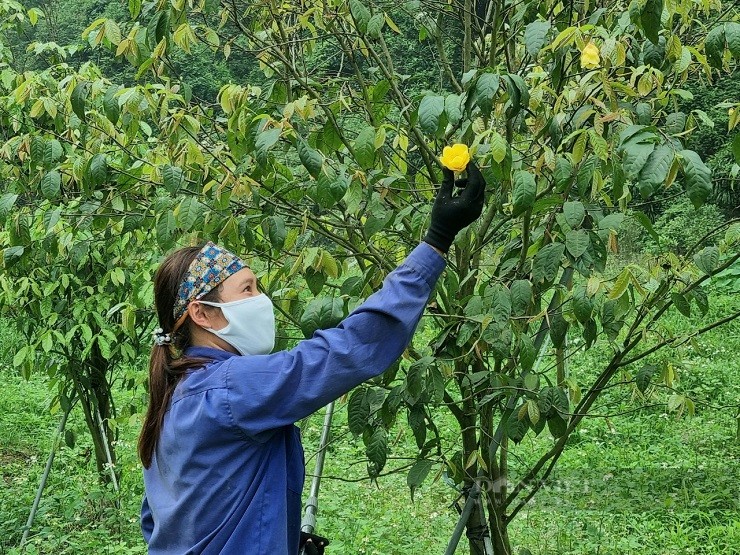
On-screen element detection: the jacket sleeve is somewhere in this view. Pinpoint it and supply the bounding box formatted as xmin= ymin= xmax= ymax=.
xmin=225 ymin=242 xmax=445 ymax=438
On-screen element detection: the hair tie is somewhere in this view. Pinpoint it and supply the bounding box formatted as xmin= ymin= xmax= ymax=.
xmin=152 ymin=327 xmax=172 ymax=346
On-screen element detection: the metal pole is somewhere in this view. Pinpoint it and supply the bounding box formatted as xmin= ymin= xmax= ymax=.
xmin=476 ymin=492 xmax=495 ymax=555
xmin=444 ymin=479 xmax=482 ymax=555
xmin=20 ymin=406 xmax=71 ymax=547
xmin=300 ymin=401 xmax=334 ymax=539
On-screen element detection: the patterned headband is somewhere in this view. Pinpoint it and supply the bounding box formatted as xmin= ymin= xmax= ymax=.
xmin=172 ymin=242 xmax=246 ymax=324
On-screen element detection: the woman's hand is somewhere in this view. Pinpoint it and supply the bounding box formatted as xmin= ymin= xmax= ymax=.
xmin=423 ymin=161 xmax=487 ymax=253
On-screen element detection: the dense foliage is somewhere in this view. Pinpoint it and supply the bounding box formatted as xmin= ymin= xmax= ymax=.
xmin=1 ymin=0 xmax=739 ymax=553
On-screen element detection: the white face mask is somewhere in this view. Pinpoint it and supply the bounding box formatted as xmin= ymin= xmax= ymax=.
xmin=199 ymin=294 xmax=275 ymax=356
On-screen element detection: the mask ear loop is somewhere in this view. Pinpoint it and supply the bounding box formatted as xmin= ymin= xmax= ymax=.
xmin=170 ymin=306 xmax=191 ymax=337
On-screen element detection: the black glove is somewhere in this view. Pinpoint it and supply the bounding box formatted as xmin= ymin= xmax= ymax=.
xmin=299 ymin=531 xmax=329 ymax=555
xmin=423 ymin=161 xmax=486 ymax=253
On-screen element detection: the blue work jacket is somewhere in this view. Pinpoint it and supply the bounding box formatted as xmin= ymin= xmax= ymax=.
xmin=141 ymin=242 xmax=445 ymax=554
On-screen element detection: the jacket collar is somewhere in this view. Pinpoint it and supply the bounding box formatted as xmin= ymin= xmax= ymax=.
xmin=184 ymin=346 xmax=237 ymax=362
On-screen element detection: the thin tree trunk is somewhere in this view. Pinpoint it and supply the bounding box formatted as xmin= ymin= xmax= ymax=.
xmin=72 ymin=342 xmax=118 ymax=485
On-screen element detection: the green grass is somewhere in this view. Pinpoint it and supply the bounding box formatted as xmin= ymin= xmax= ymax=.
xmin=0 ymin=292 xmax=738 ymax=554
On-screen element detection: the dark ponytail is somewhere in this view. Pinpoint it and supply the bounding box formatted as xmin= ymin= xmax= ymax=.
xmin=138 ymin=245 xmax=221 ymax=468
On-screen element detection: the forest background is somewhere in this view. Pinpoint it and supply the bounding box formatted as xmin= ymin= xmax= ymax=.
xmin=0 ymin=0 xmax=739 ymax=553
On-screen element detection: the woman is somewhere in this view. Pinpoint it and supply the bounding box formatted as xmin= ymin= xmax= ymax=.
xmin=138 ymin=163 xmax=486 ymax=554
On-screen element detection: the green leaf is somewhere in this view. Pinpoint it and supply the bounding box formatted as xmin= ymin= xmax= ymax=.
xmin=666 ymin=112 xmax=686 ymax=135
xmin=155 ymin=211 xmax=175 ymax=247
xmin=576 ymin=156 xmax=596 ymax=197
xmin=408 ymin=405 xmax=426 ymax=450
xmin=354 ymin=126 xmax=376 ymax=169
xmin=510 ymin=279 xmax=532 ymax=316
xmin=161 ymin=164 xmax=184 ymax=193
xmin=71 ymin=82 xmax=89 ymax=122
xmin=547 ymin=413 xmax=567 ymax=438
xmin=348 ymin=388 xmax=370 ymax=435
xmin=641 ymin=0 xmax=663 ymax=45
xmin=679 ymin=150 xmax=712 ymax=208
xmin=622 ymin=141 xmax=655 ymax=180
xmin=264 ymin=215 xmax=286 ymax=250
xmin=694 ymin=246 xmax=719 ymax=275
xmin=406 ymin=356 xmax=431 ymax=404
xmin=33 ymin=139 xmax=64 ymax=168
xmin=572 ymin=287 xmax=593 ymax=324
xmin=538 ymin=386 xmax=559 ymax=417
xmin=40 ymin=170 xmax=61 ymax=199
xmin=638 ymin=145 xmax=674 ymax=196
xmin=512 ymin=170 xmax=536 ymax=216
xmin=304 ymin=268 xmax=326 ymax=296
xmin=255 ymin=127 xmax=281 ymax=165
xmin=103 ymin=85 xmax=121 ymax=123
xmin=489 ymin=284 xmax=512 ymax=324
xmin=129 ymin=0 xmax=142 ymax=18
xmin=315 ymin=171 xmax=348 ymax=209
xmin=519 ymin=334 xmax=536 ymax=372
xmin=363 ymin=200 xmax=392 ymax=237
xmin=635 ymin=102 xmax=652 ymax=124
xmin=13 ymin=345 xmax=28 ymax=368
xmin=86 ymin=153 xmax=108 ymax=187
xmin=0 ymin=193 xmax=18 ymax=222
xmin=418 ymin=95 xmax=444 ymax=135
xmin=563 ymin=201 xmax=585 ymax=229
xmin=175 ymin=197 xmax=204 ymax=231
xmin=43 ymin=207 xmax=61 ymax=231
xmin=64 ymin=430 xmax=77 ymax=449
xmin=691 ymin=286 xmax=709 ymax=316
xmin=527 ymin=399 xmax=541 ymax=426
xmin=365 ymin=427 xmax=388 ymax=475
xmin=490 ymin=131 xmax=507 ymax=164
xmin=3 ymin=246 xmax=24 ymax=269
xmin=506 ymin=413 xmax=529 ymax=444
xmin=104 ymin=19 xmax=121 ymax=45
xmin=726 ymin=22 xmax=740 ymax=59
xmin=705 ymin=25 xmax=725 ymax=68
xmin=601 ymin=300 xmax=625 ymax=341
xmin=583 ymin=319 xmax=597 ymax=348
xmin=297 ymin=140 xmax=323 ymax=178
xmin=445 ymin=94 xmax=464 ymax=126
xmin=532 ymin=243 xmax=565 ymax=284
xmin=565 ymin=229 xmax=590 ymax=258
xmin=487 ymin=325 xmax=512 ymax=361
xmin=667 ymin=393 xmax=684 ymax=412
xmin=671 ymin=292 xmax=691 ymax=317
xmin=349 ymin=0 xmax=371 ymax=33
xmin=524 ymin=20 xmax=550 ymax=58
xmin=549 ymin=309 xmax=568 ymax=348
xmin=732 ymin=134 xmax=740 ymax=164
xmin=608 ymin=268 xmax=632 ymax=300
xmin=502 ymin=74 xmax=528 ymax=118
xmin=636 ymin=364 xmax=657 ymax=393
xmin=474 ymin=72 xmax=499 ymax=116
xmin=300 ymin=297 xmax=343 ymax=337
xmin=147 ymin=9 xmax=170 ymax=45
xmin=366 ymin=13 xmax=384 ymax=39
xmin=554 ymin=156 xmax=573 ymax=189
xmin=407 ymin=459 xmax=434 ymax=496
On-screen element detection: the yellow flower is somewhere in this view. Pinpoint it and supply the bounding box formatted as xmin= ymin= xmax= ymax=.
xmin=581 ymin=42 xmax=600 ymax=70
xmin=440 ymin=143 xmax=471 ymax=172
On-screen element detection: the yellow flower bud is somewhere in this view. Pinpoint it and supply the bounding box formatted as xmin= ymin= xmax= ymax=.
xmin=581 ymin=42 xmax=600 ymax=70
xmin=440 ymin=143 xmax=471 ymax=172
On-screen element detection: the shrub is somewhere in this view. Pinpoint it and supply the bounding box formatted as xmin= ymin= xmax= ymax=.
xmin=620 ymin=198 xmax=725 ymax=255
